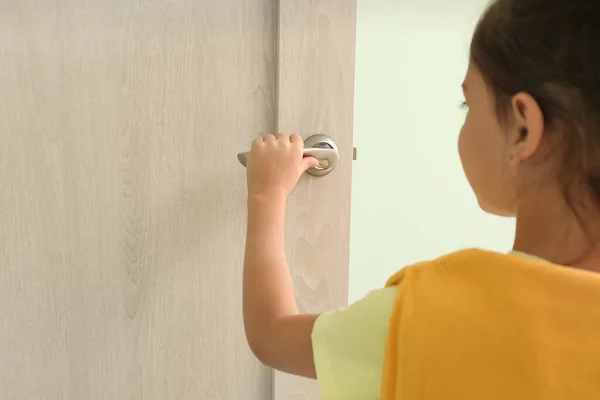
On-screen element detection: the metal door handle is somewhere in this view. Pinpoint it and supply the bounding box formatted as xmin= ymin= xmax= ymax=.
xmin=237 ymin=134 xmax=339 ymax=177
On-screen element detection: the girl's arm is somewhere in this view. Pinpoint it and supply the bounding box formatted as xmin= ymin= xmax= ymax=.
xmin=242 ymin=133 xmax=320 ymax=378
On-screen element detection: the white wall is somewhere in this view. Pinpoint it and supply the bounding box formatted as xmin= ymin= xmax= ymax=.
xmin=349 ymin=0 xmax=515 ymax=303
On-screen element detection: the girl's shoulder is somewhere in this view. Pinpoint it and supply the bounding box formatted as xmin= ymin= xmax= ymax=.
xmin=386 ymin=248 xmax=553 ymax=288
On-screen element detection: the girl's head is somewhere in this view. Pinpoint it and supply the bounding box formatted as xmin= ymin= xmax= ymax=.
xmin=458 ymin=0 xmax=600 ymax=225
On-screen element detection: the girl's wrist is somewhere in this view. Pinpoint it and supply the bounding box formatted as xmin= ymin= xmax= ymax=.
xmin=247 ymin=190 xmax=287 ymax=206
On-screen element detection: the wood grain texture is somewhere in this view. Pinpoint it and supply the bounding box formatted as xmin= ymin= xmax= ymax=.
xmin=0 ymin=0 xmax=276 ymax=398
xmin=274 ymin=1 xmax=357 ymax=399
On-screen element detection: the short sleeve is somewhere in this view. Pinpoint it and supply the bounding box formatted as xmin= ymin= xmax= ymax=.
xmin=311 ymin=287 xmax=397 ymax=400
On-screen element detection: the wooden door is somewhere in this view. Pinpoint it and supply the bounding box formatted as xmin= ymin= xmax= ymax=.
xmin=0 ymin=1 xmax=356 ymax=399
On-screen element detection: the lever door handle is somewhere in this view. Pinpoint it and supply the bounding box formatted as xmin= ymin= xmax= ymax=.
xmin=236 ymin=134 xmax=339 ymax=177
xmin=237 ymin=148 xmax=336 ymax=168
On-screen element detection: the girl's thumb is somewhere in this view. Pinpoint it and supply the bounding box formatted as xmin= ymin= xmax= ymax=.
xmin=301 ymin=156 xmax=319 ymax=171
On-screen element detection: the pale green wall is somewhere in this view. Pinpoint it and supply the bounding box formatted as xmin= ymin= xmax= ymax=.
xmin=349 ymin=0 xmax=515 ymax=303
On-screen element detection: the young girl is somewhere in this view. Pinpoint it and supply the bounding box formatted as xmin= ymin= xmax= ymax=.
xmin=242 ymin=0 xmax=600 ymax=398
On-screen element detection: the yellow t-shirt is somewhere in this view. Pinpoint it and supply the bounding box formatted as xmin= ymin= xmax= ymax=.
xmin=311 ymin=249 xmax=600 ymax=399
xmin=312 ymin=286 xmax=395 ymax=399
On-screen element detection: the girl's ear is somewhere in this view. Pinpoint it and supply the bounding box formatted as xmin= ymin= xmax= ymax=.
xmin=507 ymin=92 xmax=545 ymax=166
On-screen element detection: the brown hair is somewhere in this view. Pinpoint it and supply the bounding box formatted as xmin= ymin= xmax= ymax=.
xmin=470 ymin=0 xmax=600 ymax=215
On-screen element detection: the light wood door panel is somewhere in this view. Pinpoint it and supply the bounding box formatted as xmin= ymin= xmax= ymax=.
xmin=0 ymin=1 xmax=356 ymax=399
xmin=0 ymin=1 xmax=274 ymax=398
xmin=274 ymin=1 xmax=357 ymax=399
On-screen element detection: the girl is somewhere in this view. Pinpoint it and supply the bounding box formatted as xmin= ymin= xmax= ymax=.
xmin=242 ymin=0 xmax=600 ymax=398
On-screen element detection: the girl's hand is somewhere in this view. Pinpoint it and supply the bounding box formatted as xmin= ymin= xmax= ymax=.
xmin=246 ymin=133 xmax=319 ymax=200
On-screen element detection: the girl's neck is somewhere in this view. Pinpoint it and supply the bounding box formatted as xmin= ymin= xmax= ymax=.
xmin=513 ymin=186 xmax=600 ymax=271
